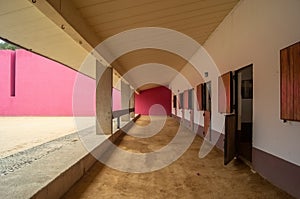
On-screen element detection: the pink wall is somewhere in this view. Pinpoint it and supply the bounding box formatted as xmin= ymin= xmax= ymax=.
xmin=112 ymin=88 xmax=121 ymax=111
xmin=135 ymin=86 xmax=171 ymax=115
xmin=0 ymin=50 xmax=95 ymax=116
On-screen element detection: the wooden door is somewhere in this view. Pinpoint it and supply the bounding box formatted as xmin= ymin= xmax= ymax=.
xmin=203 ymin=111 xmax=210 ymax=136
xmin=218 ymin=71 xmax=233 ymax=113
xmin=196 ymin=84 xmax=203 ymax=110
xmin=188 ymin=89 xmax=194 ymax=131
xmin=224 ymin=114 xmax=237 ymax=165
xmin=280 ymin=41 xmax=300 ymax=121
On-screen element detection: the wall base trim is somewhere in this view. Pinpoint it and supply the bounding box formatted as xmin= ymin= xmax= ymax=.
xmin=253 ymin=147 xmax=300 ymax=198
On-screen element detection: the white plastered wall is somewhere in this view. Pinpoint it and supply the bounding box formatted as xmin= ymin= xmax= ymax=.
xmin=170 ymin=74 xmax=190 ymax=119
xmin=172 ymin=0 xmax=300 ymax=165
xmin=170 ymin=44 xmax=226 ymax=137
xmin=170 ymin=0 xmax=300 ymax=165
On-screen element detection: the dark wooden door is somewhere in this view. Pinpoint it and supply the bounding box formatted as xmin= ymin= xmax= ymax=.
xmin=280 ymin=41 xmax=300 ymax=121
xmin=224 ymin=114 xmax=236 ymax=165
xmin=203 ymin=111 xmax=210 ymax=136
xmin=196 ymin=84 xmax=203 ymax=110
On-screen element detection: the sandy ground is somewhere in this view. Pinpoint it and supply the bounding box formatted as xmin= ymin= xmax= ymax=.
xmin=0 ymin=117 xmax=94 ymax=158
xmin=63 ymin=116 xmax=293 ymax=199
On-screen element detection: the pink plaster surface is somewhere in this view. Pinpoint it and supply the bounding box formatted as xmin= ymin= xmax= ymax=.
xmin=135 ymin=86 xmax=171 ymax=115
xmin=0 ymin=51 xmax=13 ymax=99
xmin=0 ymin=50 xmax=95 ymax=116
xmin=112 ymin=88 xmax=121 ymax=111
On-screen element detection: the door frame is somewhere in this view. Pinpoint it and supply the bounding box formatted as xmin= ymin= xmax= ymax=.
xmin=234 ymin=64 xmax=253 ymax=163
xmin=223 ymin=64 xmax=253 ymax=165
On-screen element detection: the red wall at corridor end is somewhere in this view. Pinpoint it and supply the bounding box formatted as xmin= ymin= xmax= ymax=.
xmin=135 ymin=86 xmax=171 ymax=115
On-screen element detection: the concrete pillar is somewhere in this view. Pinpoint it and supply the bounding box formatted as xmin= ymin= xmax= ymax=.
xmin=96 ymin=62 xmax=112 ymax=135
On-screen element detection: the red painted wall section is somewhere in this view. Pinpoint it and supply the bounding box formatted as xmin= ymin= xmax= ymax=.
xmin=112 ymin=88 xmax=121 ymax=111
xmin=71 ymin=69 xmax=96 ymax=116
xmin=135 ymin=86 xmax=171 ymax=115
xmin=0 ymin=51 xmax=14 ymax=99
xmin=0 ymin=49 xmax=95 ymax=116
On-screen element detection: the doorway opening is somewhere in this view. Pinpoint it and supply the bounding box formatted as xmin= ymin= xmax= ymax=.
xmin=235 ymin=64 xmax=253 ymax=163
xmin=224 ymin=64 xmax=253 ymax=165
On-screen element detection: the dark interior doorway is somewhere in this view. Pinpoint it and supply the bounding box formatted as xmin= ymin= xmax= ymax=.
xmin=235 ymin=64 xmax=253 ymax=162
xmin=224 ymin=64 xmax=253 ymax=165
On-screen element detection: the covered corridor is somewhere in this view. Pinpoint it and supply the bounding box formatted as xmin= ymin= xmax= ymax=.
xmin=0 ymin=0 xmax=300 ymax=198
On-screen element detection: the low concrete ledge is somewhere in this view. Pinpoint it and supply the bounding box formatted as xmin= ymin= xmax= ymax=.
xmin=32 ymin=114 xmax=140 ymax=199
xmin=31 ymin=153 xmax=96 ymax=199
xmin=0 ymin=115 xmax=140 ymax=199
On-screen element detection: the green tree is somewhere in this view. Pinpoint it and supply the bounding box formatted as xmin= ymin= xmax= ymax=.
xmin=0 ymin=42 xmax=19 ymax=50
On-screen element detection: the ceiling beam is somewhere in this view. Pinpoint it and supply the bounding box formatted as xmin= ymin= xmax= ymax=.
xmin=28 ymin=0 xmax=99 ymax=50
xmin=27 ymin=0 xmax=111 ymax=68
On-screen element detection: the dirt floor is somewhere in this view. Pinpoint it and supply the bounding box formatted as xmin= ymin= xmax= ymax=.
xmin=62 ymin=116 xmax=293 ymax=199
